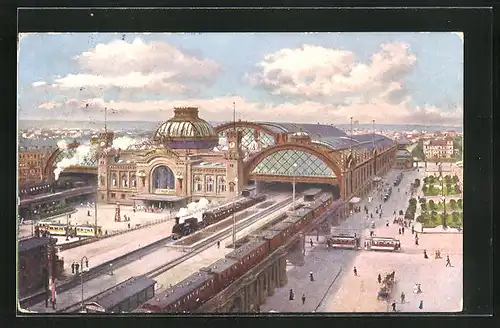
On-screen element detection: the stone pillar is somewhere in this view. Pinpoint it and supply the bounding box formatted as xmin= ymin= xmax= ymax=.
xmin=279 ymin=256 xmax=287 ymax=287
xmin=267 ymin=267 xmax=275 ymax=296
xmin=258 ymin=276 xmax=265 ymax=304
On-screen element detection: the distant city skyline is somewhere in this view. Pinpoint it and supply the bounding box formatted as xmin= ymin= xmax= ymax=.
xmin=18 ymin=32 xmax=463 ymax=125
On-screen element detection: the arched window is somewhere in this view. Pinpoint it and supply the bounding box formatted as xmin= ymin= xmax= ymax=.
xmin=100 ymin=175 xmax=105 ymax=186
xmin=122 ymin=174 xmax=128 ymax=187
xmin=152 ymin=166 xmax=175 ymax=189
xmin=192 ymin=175 xmax=202 ymax=192
xmin=111 ymin=173 xmax=117 ymax=187
xmin=205 ymin=176 xmax=214 ymax=193
xmin=229 ymin=182 xmax=235 ymax=193
xmin=217 ymin=176 xmax=226 ymax=193
xmin=131 ymin=174 xmax=137 ymax=187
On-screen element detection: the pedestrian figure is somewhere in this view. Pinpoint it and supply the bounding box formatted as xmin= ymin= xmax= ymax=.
xmin=370 ymin=213 xmax=373 ymax=219
xmin=446 ymin=255 xmax=452 ymax=267
xmin=424 ymin=250 xmax=428 ymax=259
xmin=128 ymin=223 xmax=130 ymax=229
xmin=379 ymin=213 xmax=382 ymax=219
xmin=289 ymin=289 xmax=294 ymax=300
xmin=418 ymin=300 xmax=424 ymax=310
xmin=411 ymin=225 xmax=415 ymax=234
xmin=398 ymin=228 xmax=401 ymax=235
xmin=309 ymin=271 xmax=314 ymax=281
xmin=377 ymin=273 xmax=382 ymax=284
xmin=386 ymin=220 xmax=389 ymax=227
xmin=71 ymin=262 xmax=75 ymax=274
xmin=391 ymin=301 xmax=397 ymax=311
xmin=415 ymin=238 xmax=419 ymax=246
xmin=133 ymin=208 xmax=136 ymax=213
xmin=370 ymin=230 xmax=374 ymax=237
xmin=87 ymin=210 xmax=90 ymax=216
xmin=353 ymin=267 xmax=358 ymax=276
xmin=217 ymin=240 xmax=220 ymax=249
xmin=402 ymin=227 xmax=405 ymax=235
xmin=401 ymin=292 xmax=405 ymax=304
xmin=75 ymin=262 xmax=80 ymax=274
xmin=393 ymin=210 xmax=396 ymax=215
xmin=302 ymin=294 xmax=306 ymax=305
xmin=310 ymin=239 xmax=313 ymax=247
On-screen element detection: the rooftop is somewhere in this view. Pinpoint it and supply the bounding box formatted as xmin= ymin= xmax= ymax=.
xmin=268 ymin=221 xmax=293 ymax=232
xmin=18 ymin=237 xmax=54 ymax=253
xmin=91 ymin=275 xmax=156 ymax=310
xmin=200 ymin=258 xmax=238 ymax=275
xmin=225 ymin=239 xmax=268 ymax=261
xmin=146 ymin=271 xmax=214 ymax=308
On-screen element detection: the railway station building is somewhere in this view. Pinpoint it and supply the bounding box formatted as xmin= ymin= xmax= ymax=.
xmin=43 ymin=106 xmax=397 ymax=214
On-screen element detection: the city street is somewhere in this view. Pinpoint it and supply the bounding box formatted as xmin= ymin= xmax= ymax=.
xmin=260 ymin=168 xmax=463 ymax=313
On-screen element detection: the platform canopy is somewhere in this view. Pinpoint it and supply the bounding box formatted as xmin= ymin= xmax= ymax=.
xmin=130 ymin=194 xmax=188 ymax=202
xmin=251 ymin=149 xmax=336 ymax=178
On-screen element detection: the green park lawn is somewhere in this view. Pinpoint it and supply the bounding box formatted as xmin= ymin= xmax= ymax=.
xmin=417 ymin=211 xmax=463 ymax=229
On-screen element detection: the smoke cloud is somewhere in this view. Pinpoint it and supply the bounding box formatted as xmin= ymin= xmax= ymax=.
xmin=53 ymin=143 xmax=98 ymax=180
xmin=112 ymin=136 xmax=141 ymax=150
xmin=176 ymin=198 xmax=211 ymax=223
xmin=56 ymin=140 xmax=68 ymax=150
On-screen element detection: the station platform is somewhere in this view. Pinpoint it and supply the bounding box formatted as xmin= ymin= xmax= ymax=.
xmin=28 ymin=244 xmax=185 ymax=313
xmin=153 ymin=196 xmax=295 ymax=292
xmin=28 ymin=194 xmax=292 ymax=313
xmin=58 ymin=218 xmax=176 ymax=275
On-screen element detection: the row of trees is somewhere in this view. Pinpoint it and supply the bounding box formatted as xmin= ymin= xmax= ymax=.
xmin=405 ymin=198 xmax=417 ymax=220
xmin=416 ymin=211 xmax=463 ymax=228
xmin=422 ymin=184 xmax=461 ymax=196
xmin=423 ymin=174 xmax=460 ymax=185
xmin=420 ymin=198 xmax=463 ymax=211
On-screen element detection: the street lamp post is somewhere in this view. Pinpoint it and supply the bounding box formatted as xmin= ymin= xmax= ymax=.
xmin=80 ymin=256 xmax=90 ymax=312
xmin=232 ymin=177 xmax=238 ymax=249
xmin=292 ymin=163 xmax=298 ymax=211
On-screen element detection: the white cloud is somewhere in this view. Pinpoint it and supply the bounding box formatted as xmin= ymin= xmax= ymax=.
xmin=42 ymin=95 xmax=463 ymax=126
xmin=248 ymin=42 xmax=416 ymax=101
xmin=451 ymin=32 xmax=464 ymax=44
xmin=38 ymin=101 xmax=62 ymax=110
xmin=32 ymin=81 xmax=47 ymax=87
xmin=50 ymin=38 xmax=220 ymax=94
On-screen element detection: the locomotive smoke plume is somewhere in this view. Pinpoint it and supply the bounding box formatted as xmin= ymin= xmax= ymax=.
xmin=176 ymin=198 xmax=210 ymax=223
xmin=112 ymin=136 xmax=141 ymax=151
xmin=56 ymin=140 xmax=68 ymax=150
xmin=53 ymin=144 xmax=97 ymax=180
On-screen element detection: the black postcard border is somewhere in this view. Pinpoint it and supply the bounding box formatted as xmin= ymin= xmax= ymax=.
xmin=3 ymin=5 xmax=494 ymax=328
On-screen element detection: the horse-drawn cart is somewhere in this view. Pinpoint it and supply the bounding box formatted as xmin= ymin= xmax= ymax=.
xmin=377 ymin=272 xmax=396 ymax=301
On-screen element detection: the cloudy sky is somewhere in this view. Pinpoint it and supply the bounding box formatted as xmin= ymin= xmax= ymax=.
xmin=18 ymin=32 xmax=463 ymax=125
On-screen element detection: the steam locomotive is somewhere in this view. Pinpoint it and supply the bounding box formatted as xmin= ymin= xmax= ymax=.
xmin=171 ymin=194 xmax=268 ymax=240
xmin=138 ymin=192 xmax=341 ymax=313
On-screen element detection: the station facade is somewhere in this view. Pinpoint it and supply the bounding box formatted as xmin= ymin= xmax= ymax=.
xmin=44 ymin=107 xmax=398 ymax=211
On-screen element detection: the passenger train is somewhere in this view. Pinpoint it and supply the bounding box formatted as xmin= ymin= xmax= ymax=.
xmin=137 ymin=192 xmax=339 ymax=313
xmin=171 ymin=194 xmax=268 ymax=240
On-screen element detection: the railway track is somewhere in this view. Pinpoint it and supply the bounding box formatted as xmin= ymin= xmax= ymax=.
xmin=144 ymin=195 xmax=298 ymax=279
xmin=20 ymin=235 xmax=173 ymax=309
xmin=20 ymin=197 xmax=252 ymax=309
xmin=26 ymin=194 xmax=296 ymax=312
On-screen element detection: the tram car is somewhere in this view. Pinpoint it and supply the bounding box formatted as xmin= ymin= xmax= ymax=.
xmin=35 ymin=222 xmax=102 ymax=237
xmin=171 ymin=217 xmax=200 ymax=240
xmin=202 ymin=194 xmax=267 ymax=226
xmin=327 ymin=235 xmax=360 ymax=249
xmin=366 ymin=237 xmax=401 ymax=252
xmin=138 ymin=192 xmax=335 ymax=313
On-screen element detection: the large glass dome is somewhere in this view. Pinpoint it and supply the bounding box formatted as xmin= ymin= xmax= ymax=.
xmin=153 ymin=107 xmax=219 ymax=149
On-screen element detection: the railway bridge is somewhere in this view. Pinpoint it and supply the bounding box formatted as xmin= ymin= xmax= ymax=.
xmin=195 ymin=199 xmax=343 ymax=313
